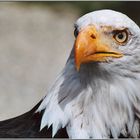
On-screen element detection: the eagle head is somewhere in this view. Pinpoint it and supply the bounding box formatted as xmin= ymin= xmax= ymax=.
xmin=74 ymin=10 xmax=140 ymax=73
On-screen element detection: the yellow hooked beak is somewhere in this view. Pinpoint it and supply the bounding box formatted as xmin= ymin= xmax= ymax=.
xmin=74 ymin=25 xmax=123 ymax=71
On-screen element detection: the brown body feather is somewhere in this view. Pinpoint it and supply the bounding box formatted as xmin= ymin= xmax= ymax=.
xmin=0 ymin=100 xmax=68 ymax=138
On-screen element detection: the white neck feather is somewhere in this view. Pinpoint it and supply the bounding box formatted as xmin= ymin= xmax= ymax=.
xmin=37 ymin=54 xmax=140 ymax=138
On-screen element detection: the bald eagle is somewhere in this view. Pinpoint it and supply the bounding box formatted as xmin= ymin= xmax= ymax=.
xmin=0 ymin=10 xmax=140 ymax=138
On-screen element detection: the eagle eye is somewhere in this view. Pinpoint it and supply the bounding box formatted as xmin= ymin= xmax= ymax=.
xmin=113 ymin=29 xmax=128 ymax=44
xmin=74 ymin=28 xmax=79 ymax=37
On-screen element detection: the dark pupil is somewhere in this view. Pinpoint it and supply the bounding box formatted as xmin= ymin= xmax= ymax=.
xmin=118 ymin=33 xmax=124 ymax=39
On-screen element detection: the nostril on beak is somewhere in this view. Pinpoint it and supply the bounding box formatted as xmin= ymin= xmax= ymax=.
xmin=90 ymin=34 xmax=96 ymax=39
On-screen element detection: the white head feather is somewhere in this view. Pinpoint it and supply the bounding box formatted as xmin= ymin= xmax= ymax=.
xmin=37 ymin=10 xmax=140 ymax=138
xmin=76 ymin=9 xmax=140 ymax=34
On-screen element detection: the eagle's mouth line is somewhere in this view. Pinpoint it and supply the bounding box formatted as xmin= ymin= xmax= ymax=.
xmin=94 ymin=52 xmax=119 ymax=55
xmin=85 ymin=51 xmax=121 ymax=57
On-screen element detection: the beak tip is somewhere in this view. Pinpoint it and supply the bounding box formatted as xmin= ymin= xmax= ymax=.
xmin=76 ymin=66 xmax=80 ymax=72
xmin=75 ymin=60 xmax=80 ymax=72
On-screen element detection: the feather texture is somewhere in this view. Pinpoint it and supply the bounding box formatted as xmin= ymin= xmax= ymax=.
xmin=37 ymin=10 xmax=140 ymax=138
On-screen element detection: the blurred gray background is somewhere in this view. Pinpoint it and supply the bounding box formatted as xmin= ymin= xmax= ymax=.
xmin=0 ymin=2 xmax=78 ymax=120
xmin=0 ymin=2 xmax=140 ymax=121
